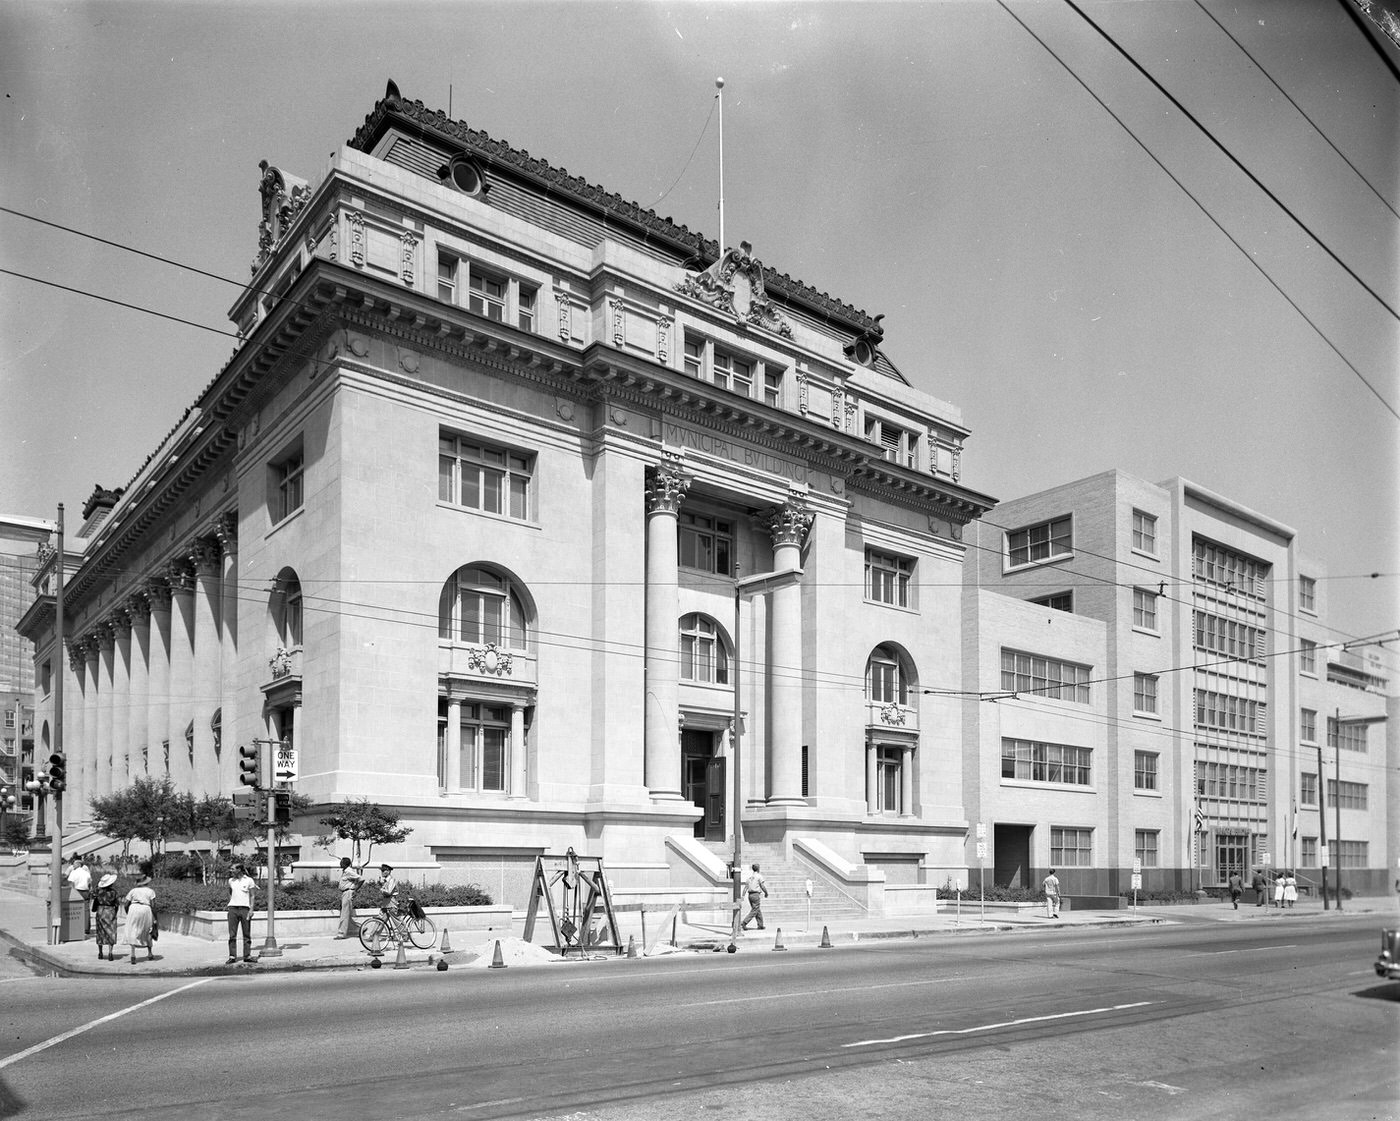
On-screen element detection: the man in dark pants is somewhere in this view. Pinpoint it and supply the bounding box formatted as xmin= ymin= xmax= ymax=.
xmin=1251 ymin=869 xmax=1268 ymax=907
xmin=740 ymin=864 xmax=768 ymax=931
xmin=1228 ymin=871 xmax=1243 ymax=909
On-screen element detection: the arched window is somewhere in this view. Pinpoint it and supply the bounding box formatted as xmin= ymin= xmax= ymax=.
xmin=270 ymin=569 xmax=303 ymax=649
xmin=680 ymin=613 xmax=729 ymax=684
xmin=440 ymin=565 xmax=529 ymax=649
xmin=866 ymin=645 xmax=907 ymax=705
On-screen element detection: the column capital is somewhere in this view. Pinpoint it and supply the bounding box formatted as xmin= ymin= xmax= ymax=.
xmin=761 ymin=495 xmax=814 ymax=548
xmin=142 ymin=578 xmax=172 ymax=610
xmin=93 ymin=623 xmax=116 ymax=652
xmin=108 ymin=611 xmax=132 ymax=639
xmin=214 ymin=512 xmax=238 ymax=553
xmin=125 ymin=594 xmax=151 ymax=625
xmin=189 ymin=537 xmax=221 ymax=577
xmin=645 ymin=456 xmax=691 ymax=516
xmin=66 ymin=638 xmax=88 ymax=672
xmin=166 ymin=560 xmax=195 ymax=594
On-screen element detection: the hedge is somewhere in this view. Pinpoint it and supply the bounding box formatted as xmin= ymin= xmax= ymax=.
xmin=107 ymin=875 xmax=493 ymax=916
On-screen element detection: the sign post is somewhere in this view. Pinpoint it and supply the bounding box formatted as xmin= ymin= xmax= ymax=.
xmin=1131 ymin=857 xmax=1142 ymax=913
xmin=975 ymin=822 xmax=986 ymax=926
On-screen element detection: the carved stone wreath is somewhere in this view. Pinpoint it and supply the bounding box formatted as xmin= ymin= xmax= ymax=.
xmin=467 ymin=643 xmax=514 ymax=676
xmin=879 ymin=703 xmax=906 ymax=726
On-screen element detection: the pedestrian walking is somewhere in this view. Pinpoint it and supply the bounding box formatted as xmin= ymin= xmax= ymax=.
xmin=122 ymin=868 xmax=157 ymax=965
xmin=1273 ymin=871 xmax=1285 ymax=908
xmin=1283 ymin=870 xmax=1298 ymax=909
xmin=1043 ymin=869 xmax=1061 ymax=918
xmin=92 ymin=872 xmax=120 ymax=960
xmin=335 ymin=856 xmax=363 ymax=939
xmin=226 ymin=862 xmax=258 ymax=963
xmin=65 ymin=854 xmax=93 ymax=936
xmin=739 ymin=863 xmax=768 ymax=931
xmin=1228 ymin=871 xmax=1243 ymax=909
xmin=1251 ymin=869 xmax=1268 ymax=907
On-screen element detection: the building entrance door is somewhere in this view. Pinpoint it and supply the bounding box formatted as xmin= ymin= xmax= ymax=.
xmin=993 ymin=824 xmax=1032 ymax=889
xmin=682 ymin=731 xmax=724 ymax=840
xmin=1215 ymin=833 xmax=1248 ymax=887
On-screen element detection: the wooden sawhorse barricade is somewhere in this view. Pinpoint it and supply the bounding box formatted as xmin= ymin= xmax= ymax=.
xmin=522 ymin=849 xmax=624 ymax=958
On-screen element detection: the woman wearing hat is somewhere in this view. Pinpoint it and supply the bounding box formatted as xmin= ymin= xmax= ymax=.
xmin=122 ymin=868 xmax=158 ymax=965
xmin=92 ymin=872 xmax=120 ymax=960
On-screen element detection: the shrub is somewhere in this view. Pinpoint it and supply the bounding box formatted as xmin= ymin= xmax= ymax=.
xmin=935 ymin=882 xmax=1043 ymax=902
xmin=138 ymin=874 xmax=493 ymax=914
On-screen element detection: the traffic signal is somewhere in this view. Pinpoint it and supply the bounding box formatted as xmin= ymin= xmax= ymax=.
xmin=232 ymin=788 xmax=259 ymax=822
xmin=238 ymin=743 xmax=263 ymax=788
xmin=273 ymin=790 xmax=292 ymax=827
xmin=46 ymin=753 xmax=67 ymax=793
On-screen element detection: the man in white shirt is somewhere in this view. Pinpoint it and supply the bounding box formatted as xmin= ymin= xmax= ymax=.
xmin=65 ymin=855 xmax=93 ymax=936
xmin=226 ymin=863 xmax=258 ymax=964
xmin=1042 ymin=869 xmax=1061 ymax=919
xmin=740 ymin=864 xmax=769 ymax=931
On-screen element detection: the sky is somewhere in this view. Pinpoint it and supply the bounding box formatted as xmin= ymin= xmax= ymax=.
xmin=1 ymin=0 xmax=1397 ymax=674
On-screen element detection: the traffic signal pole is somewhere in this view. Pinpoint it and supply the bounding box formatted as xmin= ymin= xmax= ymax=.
xmin=49 ymin=506 xmax=65 ymax=945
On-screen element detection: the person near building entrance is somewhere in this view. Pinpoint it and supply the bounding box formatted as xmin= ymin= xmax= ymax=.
xmin=1273 ymin=871 xmax=1285 ymax=908
xmin=335 ymin=857 xmax=364 ymax=939
xmin=1251 ymin=869 xmax=1268 ymax=907
xmin=1228 ymin=871 xmax=1243 ymax=909
xmin=1042 ymin=869 xmax=1061 ymax=918
xmin=66 ymin=854 xmax=93 ymax=936
xmin=1283 ymin=870 xmax=1298 ymax=908
xmin=226 ymin=863 xmax=258 ymax=964
xmin=740 ymin=864 xmax=768 ymax=931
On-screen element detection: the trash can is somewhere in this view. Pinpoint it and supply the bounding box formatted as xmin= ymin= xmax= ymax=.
xmin=47 ymin=885 xmax=87 ymax=943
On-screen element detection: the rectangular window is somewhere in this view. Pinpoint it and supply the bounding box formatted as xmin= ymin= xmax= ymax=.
xmin=1300 ymin=708 xmax=1317 ymax=743
xmin=455 ymin=703 xmax=510 ymax=793
xmin=273 ymin=448 xmax=304 ymax=523
xmin=468 ymin=269 xmax=506 ymax=321
xmin=1134 ymin=830 xmax=1159 ymax=867
xmin=678 ymin=511 xmax=733 ymax=576
xmin=1134 ymin=751 xmax=1158 ymax=791
xmin=437 ymin=254 xmax=458 ymax=303
xmin=1327 ymin=717 xmax=1369 ymax=753
xmin=682 ymin=334 xmax=758 ymax=398
xmin=1194 ymin=689 xmax=1264 ymax=734
xmin=865 ymin=417 xmax=917 ymax=469
xmin=1193 ymin=610 xmax=1265 ymax=663
xmin=1326 ymin=779 xmax=1367 ymax=810
xmin=518 ymin=286 xmax=537 ymax=333
xmin=1133 ymin=674 xmax=1158 ymax=715
xmin=1051 ymin=827 xmax=1093 ymax=867
xmin=683 ymin=336 xmax=703 ymax=379
xmin=876 ymin=746 xmax=903 ymax=814
xmin=1131 ymin=510 xmax=1157 ymax=555
xmin=1300 ymin=639 xmax=1316 ymax=675
xmin=439 ymin=434 xmax=533 ymax=521
xmin=1000 ymin=738 xmax=1092 ymax=785
xmin=1195 ymin=759 xmax=1264 ymax=802
xmin=1030 ymin=591 xmax=1073 ymax=613
xmin=1001 ymin=650 xmax=1091 ymax=703
xmin=1338 ymin=840 xmax=1368 ymax=869
xmin=1193 ymin=538 xmax=1268 ymax=599
xmin=1299 ymin=575 xmax=1316 ymax=612
xmin=865 ymin=549 xmax=913 ymax=607
xmin=1301 ymin=836 xmax=1317 ymax=867
xmin=1007 ymin=516 xmax=1072 ymax=567
xmin=1132 ymin=588 xmax=1158 ymax=631
xmin=763 ymin=366 xmax=783 ymax=407
xmin=1300 ymin=772 xmax=1317 ymax=806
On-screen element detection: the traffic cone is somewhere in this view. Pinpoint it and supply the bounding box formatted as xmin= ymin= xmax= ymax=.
xmin=488 ymin=939 xmax=507 ymax=969
xmin=440 ymin=929 xmax=452 ymax=954
xmin=626 ymin=935 xmax=637 ymax=959
xmin=819 ymin=925 xmax=832 ymax=948
xmin=393 ymin=941 xmax=409 ymax=969
xmin=772 ymin=928 xmax=787 ymax=951
xmin=370 ymin=928 xmax=383 ymax=957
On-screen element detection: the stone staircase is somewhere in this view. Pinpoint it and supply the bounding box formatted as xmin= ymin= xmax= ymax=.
xmin=702 ymin=841 xmax=872 ymax=923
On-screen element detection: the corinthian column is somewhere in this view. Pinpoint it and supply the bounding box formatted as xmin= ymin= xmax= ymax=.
xmin=93 ymin=626 xmax=115 ymax=798
xmin=190 ymin=539 xmax=222 ymax=795
xmin=80 ymin=640 xmax=99 ymax=803
xmin=166 ymin=562 xmax=195 ymax=792
xmin=110 ymin=613 xmax=132 ymax=789
xmin=763 ymin=496 xmax=812 ymax=806
xmin=126 ymin=597 xmax=151 ymax=782
xmin=144 ymin=580 xmax=172 ymax=778
xmin=215 ymin=515 xmax=238 ymax=793
xmin=65 ymin=640 xmax=89 ymax=819
xmin=643 ymin=456 xmax=689 ymax=800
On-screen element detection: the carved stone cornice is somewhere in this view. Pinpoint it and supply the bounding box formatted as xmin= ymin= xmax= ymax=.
xmin=644 ymin=455 xmax=690 ymax=516
xmin=762 ymin=496 xmax=814 ymax=548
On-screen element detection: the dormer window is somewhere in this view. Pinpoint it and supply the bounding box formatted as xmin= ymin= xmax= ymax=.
xmin=439 ymin=156 xmax=489 ymax=198
xmin=864 ymin=416 xmax=917 ymax=469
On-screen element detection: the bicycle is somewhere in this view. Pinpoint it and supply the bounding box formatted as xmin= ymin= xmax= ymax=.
xmin=357 ymin=897 xmax=437 ymax=952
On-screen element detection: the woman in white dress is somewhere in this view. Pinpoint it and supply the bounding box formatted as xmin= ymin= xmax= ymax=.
xmin=1283 ymin=870 xmax=1298 ymax=909
xmin=123 ymin=872 xmax=158 ymax=965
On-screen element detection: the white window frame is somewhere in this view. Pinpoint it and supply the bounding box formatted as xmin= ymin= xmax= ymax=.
xmin=271 ymin=445 xmax=304 ymax=524
xmin=1000 ymin=649 xmax=1091 ymax=703
xmin=1132 ymin=588 xmax=1158 ymax=632
xmin=440 ymin=566 xmax=529 ymax=651
xmin=865 ymin=548 xmax=913 ymax=608
xmin=1051 ymin=826 xmax=1093 ymax=867
xmin=680 ymin=613 xmax=729 ymax=685
xmin=866 ymin=647 xmax=908 ymax=706
xmin=1134 ymin=829 xmax=1159 ymax=867
xmin=864 ymin=415 xmax=918 ymax=469
xmin=1134 ymin=750 xmax=1158 ymax=791
xmin=1299 ymin=575 xmax=1316 ymax=613
xmin=678 ymin=510 xmax=734 ymax=576
xmin=1006 ymin=516 xmax=1072 ymax=569
xmin=1133 ymin=673 xmax=1159 ymax=715
xmin=439 ymin=433 xmax=534 ymax=522
xmin=1300 ymin=708 xmax=1317 ymax=743
xmin=1299 ymin=639 xmax=1317 ymax=676
xmin=1131 ymin=509 xmax=1158 ymax=556
xmin=683 ymin=333 xmax=759 ymax=397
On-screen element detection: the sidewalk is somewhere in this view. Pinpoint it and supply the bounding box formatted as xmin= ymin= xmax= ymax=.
xmin=1 ymin=887 xmax=1391 ymax=978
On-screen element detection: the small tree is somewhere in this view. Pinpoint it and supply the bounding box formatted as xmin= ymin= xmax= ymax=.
xmin=316 ymin=797 xmax=411 ymax=868
xmin=88 ymin=785 xmax=146 ymax=869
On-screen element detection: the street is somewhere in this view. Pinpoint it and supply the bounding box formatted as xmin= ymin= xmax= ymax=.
xmin=1 ymin=914 xmax=1395 ymax=1121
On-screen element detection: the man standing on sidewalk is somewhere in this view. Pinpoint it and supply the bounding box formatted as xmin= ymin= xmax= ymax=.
xmin=335 ymin=857 xmax=363 ymax=939
xmin=1251 ymin=869 xmax=1268 ymax=907
xmin=1228 ymin=871 xmax=1243 ymax=909
xmin=1043 ymin=869 xmax=1061 ymax=918
xmin=65 ymin=855 xmax=92 ymax=937
xmin=740 ymin=864 xmax=768 ymax=931
xmin=226 ymin=863 xmax=258 ymax=964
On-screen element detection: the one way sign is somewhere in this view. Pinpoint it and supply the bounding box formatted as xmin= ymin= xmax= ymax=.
xmin=273 ymin=741 xmax=298 ymax=784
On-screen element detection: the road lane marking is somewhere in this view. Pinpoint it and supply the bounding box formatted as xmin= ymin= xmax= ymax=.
xmin=0 ymin=978 xmax=213 ymax=1070
xmin=676 ymin=973 xmax=991 ymax=1009
xmin=1131 ymin=1080 xmax=1187 ymax=1094
xmin=842 ymin=1000 xmax=1155 ymax=1048
xmin=1207 ymin=944 xmax=1296 ymax=955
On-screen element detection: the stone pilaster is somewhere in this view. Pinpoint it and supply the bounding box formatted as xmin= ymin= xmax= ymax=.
xmin=143 ymin=580 xmax=172 ymax=778
xmin=93 ymin=625 xmax=115 ymax=798
xmin=643 ymin=457 xmax=689 ymax=800
xmin=126 ymin=597 xmax=151 ymax=783
xmin=190 ymin=539 xmax=222 ymax=795
xmin=215 ymin=515 xmax=238 ymax=793
xmin=762 ymin=496 xmax=812 ymax=806
xmin=165 ymin=562 xmax=196 ymax=791
xmin=109 ymin=613 xmax=132 ymax=789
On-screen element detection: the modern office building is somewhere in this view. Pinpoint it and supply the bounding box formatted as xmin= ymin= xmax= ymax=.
xmin=965 ymin=470 xmax=1391 ymax=895
xmin=17 ymin=82 xmax=997 ymax=909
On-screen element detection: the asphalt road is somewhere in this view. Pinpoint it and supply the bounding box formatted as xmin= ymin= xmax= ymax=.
xmin=1 ymin=914 xmax=1395 ymax=1121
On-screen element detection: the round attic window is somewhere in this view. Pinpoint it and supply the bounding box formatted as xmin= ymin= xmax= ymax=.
xmin=444 ymin=157 xmax=487 ymax=197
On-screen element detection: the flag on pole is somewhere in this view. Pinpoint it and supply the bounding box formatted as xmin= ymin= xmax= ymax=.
xmin=1291 ymin=799 xmax=1298 ymax=840
xmin=1193 ymin=805 xmax=1205 ymax=833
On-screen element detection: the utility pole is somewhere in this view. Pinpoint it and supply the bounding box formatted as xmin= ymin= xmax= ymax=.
xmin=730 ymin=569 xmax=742 ymax=948
xmin=48 ymin=505 xmax=65 ymax=944
xmin=1315 ymin=737 xmax=1330 ymax=911
xmin=261 ymin=741 xmax=281 ymax=958
xmin=1334 ymin=708 xmax=1343 ymax=912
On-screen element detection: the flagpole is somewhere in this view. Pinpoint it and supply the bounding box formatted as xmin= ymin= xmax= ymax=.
xmin=715 ymin=77 xmax=725 ymax=259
